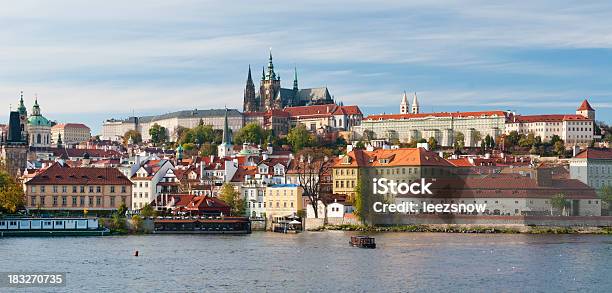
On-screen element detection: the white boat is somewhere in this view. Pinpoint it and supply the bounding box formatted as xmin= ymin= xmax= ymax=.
xmin=0 ymin=217 xmax=108 ymax=237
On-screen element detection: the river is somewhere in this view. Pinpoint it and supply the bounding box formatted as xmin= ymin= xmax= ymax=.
xmin=1 ymin=232 xmax=611 ymax=292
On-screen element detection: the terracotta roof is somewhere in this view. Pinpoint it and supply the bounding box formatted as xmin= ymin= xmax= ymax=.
xmin=48 ymin=148 xmax=122 ymax=158
xmin=284 ymin=104 xmax=362 ymax=118
xmin=231 ymin=166 xmax=257 ymax=182
xmin=365 ymin=111 xmax=508 ymax=121
xmin=510 ymin=114 xmax=590 ymax=123
xmin=334 ymin=148 xmax=453 ymax=168
xmin=577 ymin=99 xmax=594 ymax=111
xmin=574 ymin=148 xmax=612 ymax=160
xmin=447 ymin=158 xmax=474 ymax=167
xmin=26 ymin=163 xmax=131 ymax=186
xmin=400 ymin=177 xmax=597 ymax=199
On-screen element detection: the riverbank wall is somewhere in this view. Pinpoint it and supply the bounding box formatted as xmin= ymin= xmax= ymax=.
xmin=306 ymin=215 xmax=612 ymax=231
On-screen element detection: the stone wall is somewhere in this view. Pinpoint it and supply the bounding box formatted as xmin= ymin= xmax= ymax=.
xmin=371 ymin=214 xmax=612 ymax=227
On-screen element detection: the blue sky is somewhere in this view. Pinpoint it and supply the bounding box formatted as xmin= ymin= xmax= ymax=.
xmin=1 ymin=0 xmax=611 ymax=134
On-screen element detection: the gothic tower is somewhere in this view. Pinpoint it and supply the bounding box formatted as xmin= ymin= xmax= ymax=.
xmin=243 ymin=65 xmax=257 ymax=112
xmin=259 ymin=51 xmax=281 ymax=111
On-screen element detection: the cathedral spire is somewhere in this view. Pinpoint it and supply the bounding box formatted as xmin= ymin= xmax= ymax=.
xmin=246 ymin=65 xmax=254 ymax=86
xmin=266 ymin=49 xmax=276 ymax=80
xmin=293 ymin=67 xmax=299 ymax=91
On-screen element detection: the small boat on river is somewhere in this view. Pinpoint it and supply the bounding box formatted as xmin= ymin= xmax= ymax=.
xmin=349 ymin=235 xmax=376 ymax=248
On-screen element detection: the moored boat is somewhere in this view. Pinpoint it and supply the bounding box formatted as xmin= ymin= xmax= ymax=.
xmin=349 ymin=235 xmax=376 ymax=248
xmin=0 ymin=217 xmax=109 ymax=237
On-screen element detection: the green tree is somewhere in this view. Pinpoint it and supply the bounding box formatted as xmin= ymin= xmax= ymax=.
xmin=233 ymin=123 xmax=266 ymax=145
xmin=131 ymin=215 xmax=143 ymax=232
xmin=453 ymin=132 xmax=465 ymax=150
xmin=362 ymin=129 xmax=375 ymax=141
xmin=551 ymin=193 xmax=568 ymax=216
xmin=140 ymin=203 xmax=157 ymax=218
xmin=199 ymin=142 xmax=217 ymax=157
xmin=117 ymin=201 xmax=128 ymax=216
xmin=353 ymin=179 xmax=365 ymax=224
xmin=287 ymin=124 xmax=314 ymax=152
xmin=111 ymin=212 xmax=126 ymax=231
xmin=553 ymin=140 xmax=565 ymax=156
xmin=519 ymin=132 xmax=536 ymax=147
xmin=427 ymin=137 xmax=438 ymax=150
xmin=123 ymin=130 xmax=142 ymax=145
xmin=219 ymin=183 xmax=245 ymax=216
xmin=149 ymin=123 xmax=168 ymax=146
xmin=0 ymin=169 xmax=25 ymax=213
xmin=506 ymin=130 xmax=520 ymax=147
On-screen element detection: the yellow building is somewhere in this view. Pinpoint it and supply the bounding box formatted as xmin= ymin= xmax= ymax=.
xmin=25 ymin=163 xmax=132 ymax=212
xmin=332 ymin=151 xmax=365 ymax=201
xmin=265 ymin=184 xmax=303 ymax=221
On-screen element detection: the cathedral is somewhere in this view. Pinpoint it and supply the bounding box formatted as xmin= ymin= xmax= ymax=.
xmin=243 ymin=52 xmax=334 ymax=112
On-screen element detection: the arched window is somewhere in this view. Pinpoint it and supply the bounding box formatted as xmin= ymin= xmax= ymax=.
xmin=37 ymin=134 xmax=41 ymax=144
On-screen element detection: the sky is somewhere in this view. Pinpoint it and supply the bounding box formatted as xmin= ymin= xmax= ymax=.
xmin=1 ymin=0 xmax=612 ymax=135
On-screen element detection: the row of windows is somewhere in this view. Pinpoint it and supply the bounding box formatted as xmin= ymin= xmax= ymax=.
xmin=335 ymin=180 xmax=356 ymax=189
xmin=30 ymin=195 xmax=126 ymax=207
xmin=31 ymin=185 xmax=127 ymax=194
xmin=268 ymin=201 xmax=295 ymax=208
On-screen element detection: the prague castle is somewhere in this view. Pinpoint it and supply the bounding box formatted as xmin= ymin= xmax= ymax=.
xmin=243 ymin=52 xmax=334 ymax=112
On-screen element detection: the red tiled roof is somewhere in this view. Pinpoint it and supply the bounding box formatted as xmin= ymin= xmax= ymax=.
xmin=510 ymin=114 xmax=590 ymax=123
xmin=574 ymin=148 xmax=612 ymax=160
xmin=447 ymin=158 xmax=474 ymax=167
xmin=334 ymin=148 xmax=452 ymax=168
xmin=577 ymin=99 xmax=594 ymax=111
xmin=284 ymin=104 xmax=362 ymax=118
xmin=401 ymin=177 xmax=597 ymax=199
xmin=26 ymin=163 xmax=131 ymax=186
xmin=365 ymin=111 xmax=508 ymax=121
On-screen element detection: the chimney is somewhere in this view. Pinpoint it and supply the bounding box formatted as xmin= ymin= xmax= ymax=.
xmin=572 ymin=145 xmax=581 ymax=157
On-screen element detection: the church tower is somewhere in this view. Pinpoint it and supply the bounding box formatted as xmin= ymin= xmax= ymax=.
xmin=576 ymin=99 xmax=595 ymax=120
xmin=400 ymin=91 xmax=409 ymax=114
xmin=243 ymin=65 xmax=257 ymax=112
xmin=217 ymin=108 xmax=233 ymax=158
xmin=411 ymin=92 xmax=420 ymax=114
xmin=259 ymin=50 xmax=282 ymax=111
xmin=17 ymin=91 xmax=28 ymax=141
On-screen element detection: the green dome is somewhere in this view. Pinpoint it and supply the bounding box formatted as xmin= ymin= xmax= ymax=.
xmin=28 ymin=115 xmax=51 ymax=126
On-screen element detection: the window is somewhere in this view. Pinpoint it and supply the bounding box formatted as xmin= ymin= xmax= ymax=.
xmin=72 ymin=196 xmax=77 ymax=206
xmin=52 ymin=196 xmax=58 ymax=206
xmin=41 ymin=186 xmax=46 ymax=193
xmin=96 ymin=197 xmax=102 ymax=206
xmin=89 ymin=186 xmax=94 ymax=193
xmin=31 ymin=186 xmax=36 ymax=193
xmin=31 ymin=196 xmax=36 ymax=206
xmin=89 ymin=196 xmax=94 ymax=207
xmin=80 ymin=196 xmax=85 ymax=206
xmin=72 ymin=186 xmax=77 ymax=193
xmin=80 ymin=186 xmax=85 ymax=193
xmin=121 ymin=186 xmax=126 ymax=193
xmin=97 ymin=186 xmax=102 ymax=193
xmin=111 ymin=186 xmax=116 ymax=193
xmin=62 ymin=186 xmax=67 ymax=193
xmin=40 ymin=196 xmax=45 ymax=205
xmin=53 ymin=186 xmax=58 ymax=193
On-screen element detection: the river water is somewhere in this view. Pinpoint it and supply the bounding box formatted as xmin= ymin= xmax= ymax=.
xmin=1 ymin=232 xmax=611 ymax=292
